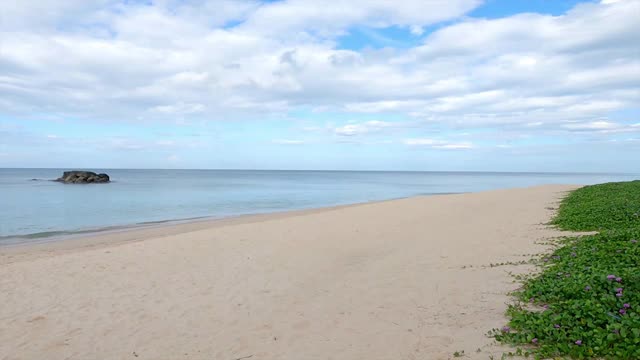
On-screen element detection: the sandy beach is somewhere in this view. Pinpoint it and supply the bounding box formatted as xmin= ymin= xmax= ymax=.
xmin=0 ymin=185 xmax=579 ymax=360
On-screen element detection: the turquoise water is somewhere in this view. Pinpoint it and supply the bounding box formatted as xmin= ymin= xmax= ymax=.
xmin=1 ymin=169 xmax=637 ymax=243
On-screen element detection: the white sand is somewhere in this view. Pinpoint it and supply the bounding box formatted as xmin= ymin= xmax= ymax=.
xmin=0 ymin=185 xmax=579 ymax=360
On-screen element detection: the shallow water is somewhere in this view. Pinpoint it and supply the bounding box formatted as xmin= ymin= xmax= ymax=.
xmin=1 ymin=168 xmax=637 ymax=243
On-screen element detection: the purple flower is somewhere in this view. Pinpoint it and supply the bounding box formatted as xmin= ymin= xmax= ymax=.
xmin=532 ymin=338 xmax=538 ymax=344
xmin=554 ymin=324 xmax=561 ymax=329
xmin=616 ymin=287 xmax=623 ymax=293
xmin=585 ymin=285 xmax=592 ymax=291
xmin=616 ymin=292 xmax=623 ymax=297
xmin=575 ymin=340 xmax=582 ymax=346
xmin=623 ymin=303 xmax=630 ymax=309
xmin=616 ymin=277 xmax=622 ymax=283
xmin=631 ymin=239 xmax=638 ymax=244
xmin=529 ymin=297 xmax=535 ymax=303
xmin=619 ymin=309 xmax=626 ymax=315
xmin=543 ymin=304 xmax=549 ymax=310
xmin=607 ymin=275 xmax=616 ymax=280
xmin=502 ymin=326 xmax=511 ymax=333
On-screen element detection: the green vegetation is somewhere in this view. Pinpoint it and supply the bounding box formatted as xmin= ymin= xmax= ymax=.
xmin=552 ymin=180 xmax=640 ymax=231
xmin=493 ymin=181 xmax=640 ymax=359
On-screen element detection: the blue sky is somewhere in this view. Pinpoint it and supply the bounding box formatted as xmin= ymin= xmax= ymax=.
xmin=0 ymin=0 xmax=638 ymax=171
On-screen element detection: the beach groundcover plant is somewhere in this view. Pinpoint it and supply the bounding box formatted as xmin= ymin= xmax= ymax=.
xmin=551 ymin=180 xmax=640 ymax=231
xmin=492 ymin=181 xmax=640 ymax=359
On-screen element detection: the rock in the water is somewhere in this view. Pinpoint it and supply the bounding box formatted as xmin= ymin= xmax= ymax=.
xmin=56 ymin=171 xmax=110 ymax=184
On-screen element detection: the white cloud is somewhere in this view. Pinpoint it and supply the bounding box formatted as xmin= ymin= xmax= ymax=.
xmin=151 ymin=103 xmax=206 ymax=114
xmin=333 ymin=120 xmax=393 ymax=136
xmin=562 ymin=120 xmax=640 ymax=134
xmin=0 ymin=0 xmax=638 ymax=143
xmin=238 ymin=0 xmax=480 ymax=38
xmin=435 ymin=143 xmax=474 ymax=150
xmin=563 ymin=120 xmax=618 ymax=130
xmin=334 ymin=125 xmax=365 ymax=136
xmin=410 ymin=25 xmax=424 ymax=36
xmin=404 ymin=139 xmax=473 ymax=149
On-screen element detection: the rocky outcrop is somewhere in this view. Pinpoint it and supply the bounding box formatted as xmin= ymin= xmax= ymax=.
xmin=56 ymin=171 xmax=110 ymax=184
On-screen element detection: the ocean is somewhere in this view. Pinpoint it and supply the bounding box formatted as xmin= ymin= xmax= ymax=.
xmin=1 ymin=168 xmax=637 ymax=244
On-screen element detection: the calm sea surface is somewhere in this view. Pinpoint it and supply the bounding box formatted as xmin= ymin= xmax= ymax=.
xmin=1 ymin=169 xmax=637 ymax=244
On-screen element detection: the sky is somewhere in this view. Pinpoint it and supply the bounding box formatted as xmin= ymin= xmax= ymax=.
xmin=0 ymin=0 xmax=639 ymax=172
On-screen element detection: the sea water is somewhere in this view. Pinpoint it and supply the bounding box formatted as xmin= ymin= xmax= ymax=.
xmin=1 ymin=168 xmax=637 ymax=244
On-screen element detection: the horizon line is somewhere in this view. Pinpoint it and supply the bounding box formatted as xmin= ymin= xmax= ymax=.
xmin=1 ymin=167 xmax=638 ymax=176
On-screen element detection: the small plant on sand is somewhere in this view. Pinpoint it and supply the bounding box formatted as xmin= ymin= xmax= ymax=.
xmin=492 ymin=181 xmax=640 ymax=359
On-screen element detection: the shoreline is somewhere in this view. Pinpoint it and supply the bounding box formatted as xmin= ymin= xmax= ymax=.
xmin=0 ymin=192 xmax=465 ymax=253
xmin=0 ymin=195 xmax=425 ymax=262
xmin=1 ymin=184 xmax=580 ymax=359
xmin=0 ymin=196 xmax=419 ymax=246
xmin=4 ymin=168 xmax=636 ymax=246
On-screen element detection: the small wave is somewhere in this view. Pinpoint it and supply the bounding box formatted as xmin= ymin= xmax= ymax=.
xmin=0 ymin=228 xmax=107 ymax=245
xmin=0 ymin=215 xmax=216 ymax=246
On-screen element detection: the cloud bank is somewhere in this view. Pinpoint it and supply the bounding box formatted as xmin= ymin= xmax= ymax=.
xmin=1 ymin=0 xmax=639 ymax=169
